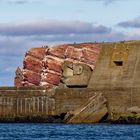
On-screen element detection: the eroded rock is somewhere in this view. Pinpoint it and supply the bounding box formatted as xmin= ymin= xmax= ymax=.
xmin=14 ymin=43 xmax=102 ymax=87
xmin=14 ymin=67 xmax=24 ymax=87
xmin=23 ymin=70 xmax=41 ymax=86
xmin=24 ymin=56 xmax=42 ymax=73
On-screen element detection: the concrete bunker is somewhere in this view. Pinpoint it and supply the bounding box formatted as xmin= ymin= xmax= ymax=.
xmin=111 ymin=43 xmax=128 ymax=68
xmin=113 ymin=61 xmax=123 ymax=66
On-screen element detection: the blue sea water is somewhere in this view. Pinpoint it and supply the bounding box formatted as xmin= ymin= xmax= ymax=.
xmin=0 ymin=123 xmax=139 ymax=140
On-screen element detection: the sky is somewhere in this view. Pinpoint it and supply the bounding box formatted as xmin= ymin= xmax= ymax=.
xmin=1 ymin=0 xmax=140 ymax=86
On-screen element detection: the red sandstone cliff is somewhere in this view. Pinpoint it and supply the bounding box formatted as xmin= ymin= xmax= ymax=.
xmin=14 ymin=43 xmax=102 ymax=87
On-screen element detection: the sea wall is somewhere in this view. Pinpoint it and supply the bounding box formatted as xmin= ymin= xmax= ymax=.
xmin=0 ymin=87 xmax=94 ymax=122
xmin=87 ymin=41 xmax=140 ymax=122
xmin=0 ymin=87 xmax=140 ymax=122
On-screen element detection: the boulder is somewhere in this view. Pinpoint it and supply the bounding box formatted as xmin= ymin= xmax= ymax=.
xmin=14 ymin=67 xmax=24 ymax=87
xmin=26 ymin=47 xmax=47 ymax=60
xmin=24 ymin=56 xmax=42 ymax=73
xmin=41 ymin=72 xmax=61 ymax=85
xmin=82 ymin=49 xmax=99 ymax=64
xmin=23 ymin=70 xmax=41 ymax=85
xmin=127 ymin=106 xmax=140 ymax=113
xmin=14 ymin=47 xmax=46 ymax=87
xmin=48 ymin=45 xmax=67 ymax=58
xmin=65 ymin=46 xmax=83 ymax=61
xmin=42 ymin=57 xmax=62 ymax=73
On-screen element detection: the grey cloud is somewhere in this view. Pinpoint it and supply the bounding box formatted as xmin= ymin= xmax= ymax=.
xmin=96 ymin=0 xmax=115 ymax=4
xmin=83 ymin=0 xmax=130 ymax=6
xmin=11 ymin=0 xmax=28 ymax=4
xmin=82 ymin=0 xmax=117 ymax=5
xmin=0 ymin=37 xmax=29 ymax=56
xmin=118 ymin=17 xmax=140 ymax=28
xmin=0 ymin=20 xmax=111 ymax=36
xmin=1 ymin=0 xmax=44 ymax=4
xmin=1 ymin=0 xmax=29 ymax=4
xmin=31 ymin=31 xmax=126 ymax=43
xmin=0 ymin=36 xmax=49 ymax=86
xmin=103 ymin=0 xmax=115 ymax=5
xmin=0 ymin=36 xmax=50 ymax=56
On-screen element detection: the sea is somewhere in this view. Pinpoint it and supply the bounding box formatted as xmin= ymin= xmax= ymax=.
xmin=0 ymin=123 xmax=139 ymax=140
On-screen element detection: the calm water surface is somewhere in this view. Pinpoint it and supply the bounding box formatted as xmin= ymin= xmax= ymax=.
xmin=0 ymin=123 xmax=139 ymax=140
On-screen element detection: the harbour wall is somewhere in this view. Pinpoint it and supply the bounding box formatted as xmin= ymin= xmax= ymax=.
xmin=0 ymin=87 xmax=140 ymax=122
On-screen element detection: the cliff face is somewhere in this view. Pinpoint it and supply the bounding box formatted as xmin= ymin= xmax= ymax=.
xmin=14 ymin=43 xmax=102 ymax=87
xmin=14 ymin=48 xmax=46 ymax=87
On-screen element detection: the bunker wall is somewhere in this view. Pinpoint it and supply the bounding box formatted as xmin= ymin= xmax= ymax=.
xmin=88 ymin=42 xmax=140 ymax=89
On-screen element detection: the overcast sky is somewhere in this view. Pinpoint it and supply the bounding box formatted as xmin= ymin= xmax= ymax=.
xmin=1 ymin=0 xmax=140 ymax=86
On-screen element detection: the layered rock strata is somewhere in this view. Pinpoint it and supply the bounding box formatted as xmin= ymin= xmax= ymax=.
xmin=15 ymin=43 xmax=102 ymax=87
xmin=14 ymin=48 xmax=46 ymax=86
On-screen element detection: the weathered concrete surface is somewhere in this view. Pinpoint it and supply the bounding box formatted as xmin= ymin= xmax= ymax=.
xmin=0 ymin=87 xmax=96 ymax=122
xmin=0 ymin=87 xmax=54 ymax=119
xmin=53 ymin=88 xmax=95 ymax=115
xmin=88 ymin=41 xmax=140 ymax=89
xmin=62 ymin=61 xmax=92 ymax=87
xmin=99 ymin=88 xmax=140 ymax=122
xmin=66 ymin=93 xmax=107 ymax=124
xmin=1 ymin=87 xmax=140 ymax=123
xmin=87 ymin=41 xmax=140 ymax=122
